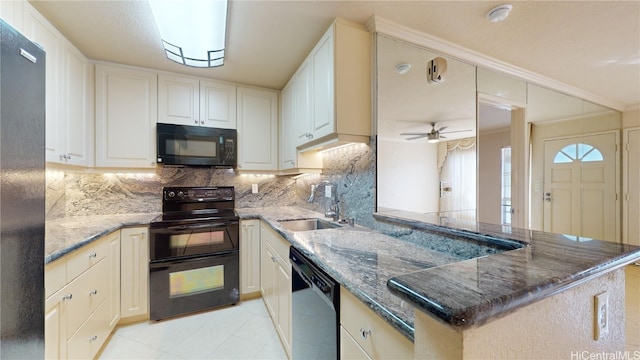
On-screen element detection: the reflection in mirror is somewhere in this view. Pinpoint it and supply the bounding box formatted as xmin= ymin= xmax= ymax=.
xmin=376 ymin=35 xmax=476 ymax=219
xmin=476 ymin=68 xmax=527 ymax=227
xmin=528 ymin=84 xmax=622 ymax=243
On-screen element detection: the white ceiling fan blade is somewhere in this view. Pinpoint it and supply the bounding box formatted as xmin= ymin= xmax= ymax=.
xmin=405 ymin=134 xmax=428 ymax=140
xmin=440 ymin=129 xmax=472 ymax=134
xmin=400 ymin=132 xmax=429 ymax=136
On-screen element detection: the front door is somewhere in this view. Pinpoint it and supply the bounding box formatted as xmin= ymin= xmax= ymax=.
xmin=543 ymin=132 xmax=619 ymax=242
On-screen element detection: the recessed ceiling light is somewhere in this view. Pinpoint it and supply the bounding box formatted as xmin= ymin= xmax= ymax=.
xmin=395 ymin=63 xmax=411 ymax=75
xmin=486 ymin=3 xmax=513 ymax=23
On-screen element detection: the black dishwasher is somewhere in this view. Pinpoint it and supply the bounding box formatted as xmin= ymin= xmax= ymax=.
xmin=290 ymin=247 xmax=340 ymax=359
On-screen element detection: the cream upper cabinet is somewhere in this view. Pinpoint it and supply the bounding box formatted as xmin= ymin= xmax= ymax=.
xmin=280 ymin=81 xmax=297 ymax=170
xmin=60 ymin=40 xmax=94 ymax=167
xmin=158 ymin=74 xmax=237 ymax=129
xmin=95 ymin=63 xmax=157 ymax=168
xmin=237 ymin=87 xmax=279 ymax=171
xmin=293 ymin=59 xmax=314 ymax=146
xmin=295 ymin=19 xmax=371 ymax=151
xmin=157 ymin=74 xmax=199 ymax=126
xmin=200 ymin=80 xmax=237 ymax=129
xmin=24 ymin=2 xmax=94 ymax=166
xmin=120 ymin=227 xmax=149 ymax=320
xmin=311 ymin=29 xmax=334 ymax=140
xmin=0 ymin=0 xmax=25 ymax=36
xmin=240 ymin=220 xmax=261 ymax=296
xmin=23 ymin=3 xmax=61 ymax=163
xmin=279 ymin=79 xmax=322 ymax=173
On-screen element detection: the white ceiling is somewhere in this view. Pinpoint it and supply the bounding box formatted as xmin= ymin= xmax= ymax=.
xmin=30 ymin=0 xmax=640 ymax=109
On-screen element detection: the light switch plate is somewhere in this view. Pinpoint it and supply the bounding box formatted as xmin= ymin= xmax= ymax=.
xmin=325 ymin=185 xmax=332 ymax=198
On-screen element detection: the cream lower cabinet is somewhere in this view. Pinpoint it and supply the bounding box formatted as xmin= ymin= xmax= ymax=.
xmin=120 ymin=227 xmax=149 ymax=320
xmin=340 ymin=288 xmax=414 ymax=360
xmin=260 ymin=222 xmax=292 ymax=358
xmin=45 ymin=230 xmax=121 ymax=360
xmin=241 ymin=220 xmax=261 ymax=296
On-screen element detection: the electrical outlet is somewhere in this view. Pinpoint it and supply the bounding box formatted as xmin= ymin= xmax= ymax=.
xmin=594 ymin=292 xmax=609 ymax=340
xmin=252 ymin=184 xmax=258 ymax=194
xmin=325 ymin=185 xmax=332 ymax=198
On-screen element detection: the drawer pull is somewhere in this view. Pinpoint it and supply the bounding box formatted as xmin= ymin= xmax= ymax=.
xmin=62 ymin=294 xmax=73 ymax=301
xmin=88 ymin=252 xmax=97 ymax=258
xmin=89 ymin=289 xmax=98 ymax=296
xmin=360 ymin=328 xmax=371 ymax=340
xmin=89 ymin=335 xmax=98 ymax=343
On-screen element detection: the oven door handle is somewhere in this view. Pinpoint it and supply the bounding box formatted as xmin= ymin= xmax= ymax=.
xmin=159 ymin=222 xmax=238 ymax=232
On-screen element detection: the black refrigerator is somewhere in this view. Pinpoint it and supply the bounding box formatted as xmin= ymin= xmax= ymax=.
xmin=0 ymin=19 xmax=46 ymax=358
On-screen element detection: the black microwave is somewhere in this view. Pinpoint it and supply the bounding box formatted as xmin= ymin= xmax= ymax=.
xmin=157 ymin=123 xmax=237 ymax=167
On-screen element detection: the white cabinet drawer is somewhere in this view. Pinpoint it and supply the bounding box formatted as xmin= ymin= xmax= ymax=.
xmin=66 ymin=236 xmax=108 ymax=281
xmin=64 ymin=258 xmax=108 ymax=337
xmin=340 ymin=326 xmax=371 ymax=360
xmin=45 ymin=258 xmax=66 ymax=299
xmin=66 ymin=299 xmax=110 ymax=360
xmin=261 ymin=223 xmax=290 ymax=267
xmin=340 ymin=288 xmax=413 ymax=360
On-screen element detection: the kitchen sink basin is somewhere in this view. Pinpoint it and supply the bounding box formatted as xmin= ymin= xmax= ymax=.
xmin=279 ymin=218 xmax=342 ymax=232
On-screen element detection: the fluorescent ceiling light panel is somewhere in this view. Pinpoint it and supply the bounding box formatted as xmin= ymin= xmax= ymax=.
xmin=149 ymin=0 xmax=228 ymax=68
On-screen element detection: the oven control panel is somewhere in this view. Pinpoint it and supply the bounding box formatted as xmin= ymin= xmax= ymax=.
xmin=163 ymin=187 xmax=234 ymax=202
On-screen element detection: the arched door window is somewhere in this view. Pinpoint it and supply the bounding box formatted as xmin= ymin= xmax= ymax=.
xmin=553 ymin=143 xmax=604 ymax=164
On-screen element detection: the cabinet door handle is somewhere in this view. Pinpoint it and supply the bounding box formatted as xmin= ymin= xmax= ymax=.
xmin=194 ymin=119 xmax=199 ymax=124
xmin=62 ymin=294 xmax=73 ymax=301
xmin=89 ymin=289 xmax=98 ymax=296
xmin=88 ymin=252 xmax=97 ymax=258
xmin=270 ymin=256 xmax=278 ymax=262
xmin=89 ymin=335 xmax=98 ymax=343
xmin=360 ymin=328 xmax=371 ymax=340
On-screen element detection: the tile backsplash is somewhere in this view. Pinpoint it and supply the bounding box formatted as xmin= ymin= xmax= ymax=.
xmin=46 ymin=141 xmax=376 ymax=226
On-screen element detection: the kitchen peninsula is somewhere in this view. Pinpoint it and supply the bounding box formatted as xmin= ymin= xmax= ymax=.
xmin=46 ymin=206 xmax=640 ymax=359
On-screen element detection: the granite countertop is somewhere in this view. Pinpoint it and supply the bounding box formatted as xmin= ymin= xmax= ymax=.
xmin=45 ymin=213 xmax=160 ymax=264
xmin=45 ymin=206 xmax=640 ymax=342
xmin=236 ymin=206 xmax=507 ymax=341
xmin=375 ymin=211 xmax=640 ymax=330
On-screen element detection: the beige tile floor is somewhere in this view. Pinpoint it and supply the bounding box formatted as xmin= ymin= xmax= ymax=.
xmin=98 ymin=298 xmax=287 ymax=359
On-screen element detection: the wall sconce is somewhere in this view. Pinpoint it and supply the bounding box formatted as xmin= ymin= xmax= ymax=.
xmin=149 ymin=0 xmax=228 ymax=68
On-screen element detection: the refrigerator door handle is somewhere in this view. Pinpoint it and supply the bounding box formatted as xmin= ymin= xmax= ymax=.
xmin=20 ymin=48 xmax=37 ymax=63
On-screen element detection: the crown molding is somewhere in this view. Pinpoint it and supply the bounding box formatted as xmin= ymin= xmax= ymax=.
xmin=367 ymin=15 xmax=626 ymax=112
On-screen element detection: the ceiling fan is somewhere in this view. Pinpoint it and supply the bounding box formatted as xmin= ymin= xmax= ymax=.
xmin=400 ymin=122 xmax=472 ymax=143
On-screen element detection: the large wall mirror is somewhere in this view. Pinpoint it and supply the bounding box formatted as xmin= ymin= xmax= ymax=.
xmin=376 ymin=35 xmax=477 ymax=220
xmin=375 ymin=34 xmax=623 ymax=242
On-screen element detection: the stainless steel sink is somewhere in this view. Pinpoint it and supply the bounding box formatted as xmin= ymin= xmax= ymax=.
xmin=279 ymin=218 xmax=342 ymax=232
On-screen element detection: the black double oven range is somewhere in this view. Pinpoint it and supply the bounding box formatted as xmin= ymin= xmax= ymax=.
xmin=149 ymin=186 xmax=240 ymax=321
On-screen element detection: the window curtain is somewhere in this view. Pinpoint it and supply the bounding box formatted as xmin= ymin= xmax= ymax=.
xmin=438 ymin=138 xmax=476 ymax=220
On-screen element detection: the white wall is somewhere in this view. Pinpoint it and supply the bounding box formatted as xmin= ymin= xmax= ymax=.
xmin=623 ymin=107 xmax=640 ymax=128
xmin=477 ymin=128 xmax=510 ymax=225
xmin=377 ymin=138 xmax=439 ymax=213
